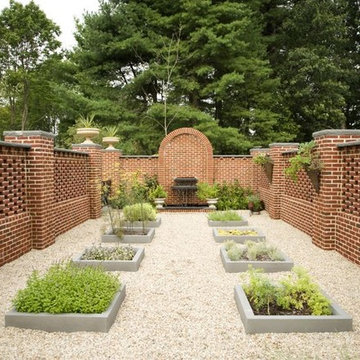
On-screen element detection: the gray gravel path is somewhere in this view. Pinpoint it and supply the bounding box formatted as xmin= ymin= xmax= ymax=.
xmin=0 ymin=211 xmax=359 ymax=359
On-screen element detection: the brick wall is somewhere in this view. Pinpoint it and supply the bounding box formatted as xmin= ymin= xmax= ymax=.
xmin=0 ymin=143 xmax=32 ymax=266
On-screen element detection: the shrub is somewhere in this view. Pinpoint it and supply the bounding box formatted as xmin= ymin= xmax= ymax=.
xmin=208 ymin=210 xmax=242 ymax=221
xmin=81 ymin=245 xmax=136 ymax=261
xmin=216 ymin=181 xmax=252 ymax=210
xmin=13 ymin=262 xmax=120 ymax=314
xmin=196 ymin=182 xmax=219 ymax=201
xmin=123 ymin=202 xmax=157 ymax=222
xmin=245 ymin=241 xmax=284 ymax=261
xmin=243 ymin=267 xmax=331 ymax=316
xmin=227 ymin=245 xmax=246 ymax=261
xmin=253 ymin=153 xmax=273 ymax=166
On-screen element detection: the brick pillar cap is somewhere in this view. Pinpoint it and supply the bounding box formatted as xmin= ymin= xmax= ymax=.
xmin=250 ymin=147 xmax=270 ymax=152
xmin=313 ymin=129 xmax=360 ymax=138
xmin=72 ymin=143 xmax=102 ymax=149
xmin=4 ymin=130 xmax=55 ymax=139
xmin=102 ymin=148 xmax=122 ymax=153
xmin=269 ymin=142 xmax=299 ymax=148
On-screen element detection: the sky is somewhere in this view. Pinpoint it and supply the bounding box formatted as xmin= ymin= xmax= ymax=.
xmin=0 ymin=0 xmax=100 ymax=49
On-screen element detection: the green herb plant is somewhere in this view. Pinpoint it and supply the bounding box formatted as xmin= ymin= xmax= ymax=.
xmin=196 ymin=182 xmax=219 ymax=201
xmin=149 ymin=185 xmax=168 ymax=199
xmin=13 ymin=262 xmax=120 ymax=314
xmin=253 ymin=153 xmax=273 ymax=166
xmin=81 ymin=245 xmax=136 ymax=261
xmin=102 ymin=125 xmax=119 ymax=137
xmin=208 ymin=210 xmax=243 ymax=221
xmin=76 ymin=113 xmax=97 ymax=128
xmin=216 ymin=181 xmax=253 ymax=210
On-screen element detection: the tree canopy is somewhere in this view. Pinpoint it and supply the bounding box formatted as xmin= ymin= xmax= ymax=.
xmin=0 ymin=0 xmax=359 ymax=153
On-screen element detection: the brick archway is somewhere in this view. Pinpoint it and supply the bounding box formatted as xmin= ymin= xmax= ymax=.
xmin=158 ymin=128 xmax=214 ymax=205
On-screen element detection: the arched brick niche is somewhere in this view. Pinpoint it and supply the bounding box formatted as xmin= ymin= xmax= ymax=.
xmin=158 ymin=128 xmax=214 ymax=205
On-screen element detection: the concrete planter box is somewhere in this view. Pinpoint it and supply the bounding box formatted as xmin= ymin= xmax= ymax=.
xmin=123 ymin=216 xmax=161 ymax=228
xmin=220 ymin=247 xmax=293 ymax=273
xmin=102 ymin=227 xmax=155 ymax=243
xmin=73 ymin=247 xmax=145 ymax=272
xmin=213 ymin=227 xmax=265 ymax=243
xmin=5 ymin=284 xmax=126 ymax=333
xmin=234 ymin=285 xmax=352 ymax=334
xmin=208 ymin=218 xmax=248 ymax=227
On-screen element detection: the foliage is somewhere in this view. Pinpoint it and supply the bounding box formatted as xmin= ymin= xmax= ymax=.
xmin=208 ymin=211 xmax=243 ymax=222
xmin=123 ymin=203 xmax=157 ymax=222
xmin=246 ymin=194 xmax=263 ymax=212
xmin=284 ymin=141 xmax=323 ymax=181
xmin=13 ymin=262 xmax=120 ymax=314
xmin=149 ymin=185 xmax=167 ymax=199
xmin=76 ymin=113 xmax=97 ymax=128
xmin=81 ymin=245 xmax=136 ymax=261
xmin=253 ymin=153 xmax=273 ymax=166
xmin=216 ymin=181 xmax=253 ymax=210
xmin=102 ymin=125 xmax=119 ymax=137
xmin=243 ymin=267 xmax=332 ymax=316
xmin=227 ymin=244 xmax=246 ymax=261
xmin=196 ymin=182 xmax=219 ymax=201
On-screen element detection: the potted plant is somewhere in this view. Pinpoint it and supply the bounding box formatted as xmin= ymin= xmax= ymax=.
xmin=102 ymin=125 xmax=120 ymax=150
xmin=253 ymin=153 xmax=273 ymax=183
xmin=76 ymin=113 xmax=100 ymax=144
xmin=284 ymin=141 xmax=323 ymax=192
xmin=246 ymin=194 xmax=263 ymax=214
xmin=234 ymin=267 xmax=352 ymax=333
xmin=220 ymin=240 xmax=293 ymax=273
xmin=149 ymin=185 xmax=168 ymax=209
xmin=196 ymin=182 xmax=219 ymax=209
xmin=5 ymin=262 xmax=126 ymax=332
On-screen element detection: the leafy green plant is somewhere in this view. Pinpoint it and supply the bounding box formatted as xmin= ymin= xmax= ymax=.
xmin=149 ymin=185 xmax=168 ymax=199
xmin=123 ymin=203 xmax=157 ymax=222
xmin=246 ymin=194 xmax=262 ymax=212
xmin=196 ymin=182 xmax=219 ymax=200
xmin=13 ymin=262 xmax=120 ymax=314
xmin=227 ymin=244 xmax=246 ymax=261
xmin=243 ymin=267 xmax=332 ymax=316
xmin=284 ymin=141 xmax=323 ymax=181
xmin=216 ymin=181 xmax=252 ymax=210
xmin=102 ymin=125 xmax=119 ymax=137
xmin=76 ymin=113 xmax=97 ymax=128
xmin=81 ymin=245 xmax=136 ymax=261
xmin=208 ymin=210 xmax=243 ymax=221
xmin=253 ymin=153 xmax=273 ymax=166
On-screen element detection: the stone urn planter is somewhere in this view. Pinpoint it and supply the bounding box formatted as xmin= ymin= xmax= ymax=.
xmin=5 ymin=284 xmax=126 ymax=333
xmin=103 ymin=136 xmax=119 ymax=150
xmin=234 ymin=285 xmax=352 ymax=334
xmin=220 ymin=247 xmax=293 ymax=273
xmin=76 ymin=127 xmax=100 ymax=144
xmin=206 ymin=198 xmax=218 ymax=209
xmin=154 ymin=198 xmax=166 ymax=209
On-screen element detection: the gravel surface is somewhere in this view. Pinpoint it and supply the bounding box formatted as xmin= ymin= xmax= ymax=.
xmin=1 ymin=211 xmax=359 ymax=360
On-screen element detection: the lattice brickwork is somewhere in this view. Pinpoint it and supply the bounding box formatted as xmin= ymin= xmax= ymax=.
xmin=341 ymin=146 xmax=360 ymax=216
xmin=54 ymin=151 xmax=88 ymax=202
xmin=0 ymin=146 xmax=27 ymax=219
xmin=283 ymin=154 xmax=316 ymax=203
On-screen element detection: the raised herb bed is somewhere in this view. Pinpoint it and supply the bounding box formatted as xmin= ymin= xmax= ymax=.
xmin=234 ymin=285 xmax=352 ymax=333
xmin=212 ymin=227 xmax=265 ymax=243
xmin=73 ymin=246 xmax=145 ymax=272
xmin=207 ymin=211 xmax=248 ymax=227
xmin=123 ymin=216 xmax=161 ymax=228
xmin=102 ymin=227 xmax=155 ymax=243
xmin=220 ymin=246 xmax=293 ymax=273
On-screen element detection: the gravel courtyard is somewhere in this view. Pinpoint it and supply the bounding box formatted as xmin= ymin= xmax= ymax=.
xmin=0 ymin=211 xmax=359 ymax=360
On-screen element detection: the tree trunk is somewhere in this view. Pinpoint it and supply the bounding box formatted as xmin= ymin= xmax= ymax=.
xmin=21 ymin=79 xmax=30 ymax=130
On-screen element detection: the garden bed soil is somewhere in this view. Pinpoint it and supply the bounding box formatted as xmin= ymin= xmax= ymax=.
xmin=234 ymin=285 xmax=352 ymax=334
xmin=5 ymin=284 xmax=126 ymax=333
xmin=102 ymin=227 xmax=155 ymax=243
xmin=220 ymin=247 xmax=293 ymax=273
xmin=213 ymin=227 xmax=265 ymax=243
xmin=72 ymin=247 xmax=145 ymax=272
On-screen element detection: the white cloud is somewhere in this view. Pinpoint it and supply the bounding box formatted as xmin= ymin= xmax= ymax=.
xmin=0 ymin=0 xmax=100 ymax=49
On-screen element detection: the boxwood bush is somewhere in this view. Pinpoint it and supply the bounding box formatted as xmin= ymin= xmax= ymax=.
xmin=13 ymin=262 xmax=120 ymax=314
xmin=123 ymin=202 xmax=157 ymax=222
xmin=216 ymin=181 xmax=253 ymax=210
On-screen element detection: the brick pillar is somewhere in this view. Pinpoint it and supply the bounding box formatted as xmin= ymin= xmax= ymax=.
xmin=312 ymin=130 xmax=360 ymax=250
xmin=4 ymin=131 xmax=55 ymax=249
xmin=267 ymin=143 xmax=299 ymax=219
xmin=102 ymin=149 xmax=121 ymax=194
xmin=73 ymin=143 xmax=102 ymax=219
